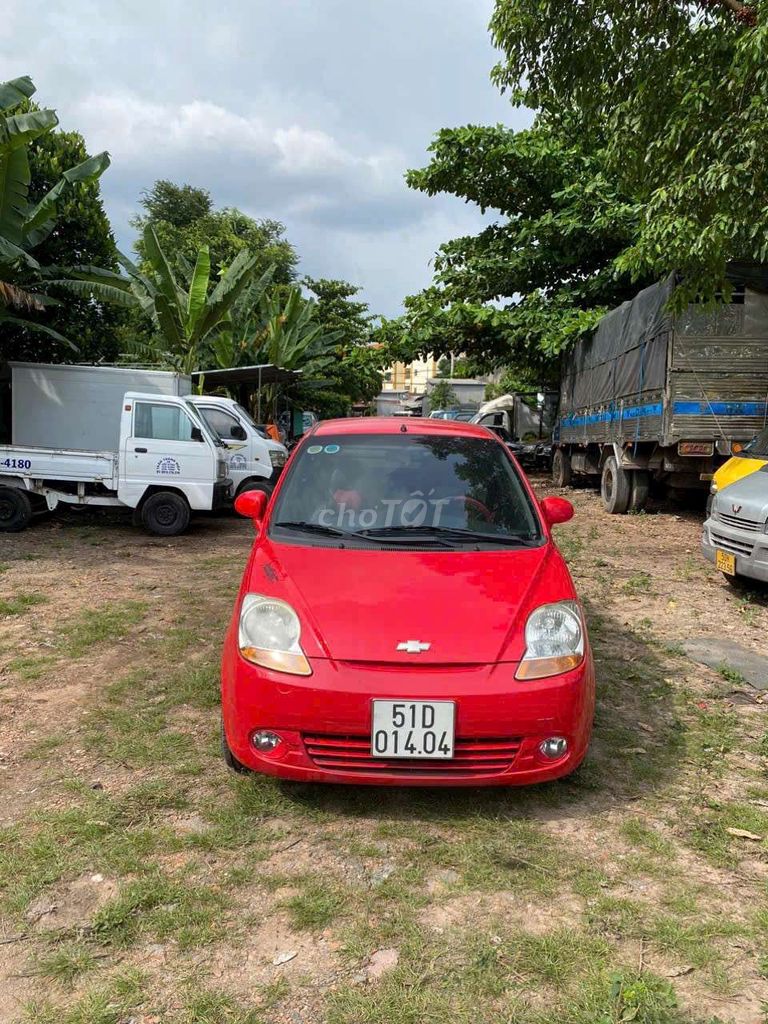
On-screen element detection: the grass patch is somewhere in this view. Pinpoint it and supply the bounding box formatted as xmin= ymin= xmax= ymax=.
xmin=7 ymin=653 xmax=56 ymax=680
xmin=282 ymin=875 xmax=349 ymax=931
xmin=621 ymin=571 xmax=653 ymax=595
xmin=0 ymin=591 xmax=49 ymax=615
xmin=32 ymin=941 xmax=101 ymax=986
xmin=59 ymin=600 xmax=148 ymax=657
xmin=619 ymin=818 xmax=676 ymax=857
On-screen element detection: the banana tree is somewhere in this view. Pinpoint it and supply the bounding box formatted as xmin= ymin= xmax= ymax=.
xmin=54 ymin=224 xmax=274 ymax=374
xmin=0 ymin=75 xmax=110 ymax=345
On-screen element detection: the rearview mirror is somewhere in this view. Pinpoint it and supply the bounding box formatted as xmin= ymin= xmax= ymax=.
xmin=234 ymin=489 xmax=268 ymax=527
xmin=540 ymin=495 xmax=574 ymax=527
xmin=231 ymin=424 xmax=248 ymax=441
xmin=190 ymin=426 xmax=204 ymax=442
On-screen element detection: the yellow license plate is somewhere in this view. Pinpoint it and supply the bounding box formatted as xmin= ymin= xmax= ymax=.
xmin=716 ymin=549 xmax=736 ymax=575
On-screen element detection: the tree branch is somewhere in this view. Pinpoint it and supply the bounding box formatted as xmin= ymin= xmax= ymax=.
xmin=704 ymin=0 xmax=757 ymax=25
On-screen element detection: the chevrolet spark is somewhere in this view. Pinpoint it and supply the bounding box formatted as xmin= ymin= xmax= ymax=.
xmin=221 ymin=418 xmax=595 ymax=786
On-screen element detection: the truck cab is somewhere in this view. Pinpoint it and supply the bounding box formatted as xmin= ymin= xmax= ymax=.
xmin=187 ymin=395 xmax=288 ymax=497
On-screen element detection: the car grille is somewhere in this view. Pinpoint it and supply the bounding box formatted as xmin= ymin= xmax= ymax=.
xmin=302 ymin=734 xmax=523 ymax=778
xmin=716 ymin=510 xmax=763 ymax=532
xmin=710 ymin=529 xmax=755 ymax=557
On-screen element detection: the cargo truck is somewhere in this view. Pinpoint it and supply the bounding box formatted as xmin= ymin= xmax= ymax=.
xmin=0 ymin=362 xmax=231 ymax=535
xmin=552 ymin=272 xmax=768 ymax=513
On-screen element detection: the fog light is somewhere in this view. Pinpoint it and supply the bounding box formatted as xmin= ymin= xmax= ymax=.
xmin=539 ymin=737 xmax=568 ymax=760
xmin=251 ymin=730 xmax=281 ymax=753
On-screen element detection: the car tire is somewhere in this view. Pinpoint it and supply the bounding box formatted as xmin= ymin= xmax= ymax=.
xmin=552 ymin=449 xmax=572 ymax=488
xmin=236 ymin=479 xmax=274 ymax=500
xmin=0 ymin=487 xmax=33 ymax=532
xmin=628 ymin=470 xmax=650 ymax=513
xmin=140 ymin=491 xmax=191 ymax=536
xmin=601 ymin=456 xmax=631 ymax=514
xmin=221 ymin=721 xmax=251 ymax=775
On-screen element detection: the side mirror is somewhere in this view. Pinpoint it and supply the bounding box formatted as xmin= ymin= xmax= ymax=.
xmin=540 ymin=495 xmax=574 ymax=527
xmin=234 ymin=489 xmax=268 ymax=527
xmin=231 ymin=424 xmax=248 ymax=441
xmin=190 ymin=426 xmax=204 ymax=442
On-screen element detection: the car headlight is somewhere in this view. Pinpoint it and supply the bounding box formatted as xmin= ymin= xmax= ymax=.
xmin=710 ymin=483 xmax=718 ymax=495
xmin=238 ymin=594 xmax=311 ymax=676
xmin=269 ymin=450 xmax=287 ymax=467
xmin=516 ymin=600 xmax=584 ymax=680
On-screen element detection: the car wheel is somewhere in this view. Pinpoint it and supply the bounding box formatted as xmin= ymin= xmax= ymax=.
xmin=552 ymin=449 xmax=572 ymax=488
xmin=221 ymin=720 xmax=251 ymax=775
xmin=141 ymin=491 xmax=191 ymax=536
xmin=601 ymin=456 xmax=631 ymax=514
xmin=0 ymin=487 xmax=33 ymax=532
xmin=236 ymin=479 xmax=274 ymax=500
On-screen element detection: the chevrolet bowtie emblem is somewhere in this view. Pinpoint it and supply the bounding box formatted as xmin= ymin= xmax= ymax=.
xmin=397 ymin=640 xmax=431 ymax=653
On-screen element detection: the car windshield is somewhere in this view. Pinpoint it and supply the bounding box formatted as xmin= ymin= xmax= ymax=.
xmin=269 ymin=433 xmax=542 ymax=548
xmin=742 ymin=426 xmax=768 ymax=458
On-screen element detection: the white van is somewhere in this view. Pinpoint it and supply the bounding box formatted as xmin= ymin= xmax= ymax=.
xmin=187 ymin=395 xmax=288 ymax=497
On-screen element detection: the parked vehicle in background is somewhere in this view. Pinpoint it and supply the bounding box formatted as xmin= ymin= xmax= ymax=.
xmin=702 ymin=465 xmax=768 ymax=587
xmin=428 ymin=408 xmax=476 ymax=421
xmin=188 ymin=395 xmax=288 ymax=498
xmin=472 ymin=393 xmax=557 ymax=471
xmin=552 ymin=272 xmax=768 ymax=513
xmin=221 ymin=417 xmax=594 ymax=786
xmin=709 ymin=425 xmax=768 ymax=501
xmin=0 ymin=362 xmax=230 ymax=535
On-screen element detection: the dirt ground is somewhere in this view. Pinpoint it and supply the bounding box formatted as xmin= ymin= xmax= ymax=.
xmin=0 ymin=478 xmax=767 ymax=1024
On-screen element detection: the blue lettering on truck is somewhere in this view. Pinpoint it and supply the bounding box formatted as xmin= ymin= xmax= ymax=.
xmin=1 ymin=458 xmax=32 ymax=470
xmin=156 ymin=457 xmax=181 ymax=475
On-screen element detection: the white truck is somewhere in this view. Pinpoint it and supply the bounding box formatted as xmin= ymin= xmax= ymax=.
xmin=0 ymin=362 xmax=231 ymax=535
xmin=186 ymin=395 xmax=288 ymax=497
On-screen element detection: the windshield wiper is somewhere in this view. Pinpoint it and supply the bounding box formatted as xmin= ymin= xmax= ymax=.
xmin=272 ymin=520 xmax=361 ymax=541
xmin=360 ymin=525 xmax=540 ymax=547
xmin=272 ymin=521 xmax=452 ymax=547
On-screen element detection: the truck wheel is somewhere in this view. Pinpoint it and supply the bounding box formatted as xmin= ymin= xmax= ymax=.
xmin=552 ymin=449 xmax=572 ymax=488
xmin=236 ymin=479 xmax=274 ymax=499
xmin=141 ymin=492 xmax=191 ymax=536
xmin=0 ymin=487 xmax=33 ymax=532
xmin=601 ymin=456 xmax=631 ymax=514
xmin=628 ymin=470 xmax=650 ymax=513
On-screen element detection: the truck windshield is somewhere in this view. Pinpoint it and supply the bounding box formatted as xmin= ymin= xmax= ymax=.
xmin=184 ymin=400 xmax=225 ymax=447
xmin=742 ymin=426 xmax=768 ymax=459
xmin=233 ymin=403 xmax=267 ymax=438
xmin=270 ymin=433 xmax=542 ymax=548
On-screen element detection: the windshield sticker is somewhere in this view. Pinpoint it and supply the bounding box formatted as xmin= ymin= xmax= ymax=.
xmin=307 ymin=444 xmax=323 ymax=455
xmin=324 ymin=444 xmax=340 ymax=454
xmin=156 ymin=457 xmax=181 ymax=475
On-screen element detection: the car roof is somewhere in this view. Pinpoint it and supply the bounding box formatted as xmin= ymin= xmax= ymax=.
xmin=311 ymin=416 xmax=493 ymax=440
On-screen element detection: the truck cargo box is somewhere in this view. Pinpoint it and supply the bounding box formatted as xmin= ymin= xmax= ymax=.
xmin=10 ymin=363 xmax=191 ymax=452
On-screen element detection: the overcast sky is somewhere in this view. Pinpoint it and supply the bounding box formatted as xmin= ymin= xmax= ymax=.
xmin=2 ymin=0 xmax=531 ymax=316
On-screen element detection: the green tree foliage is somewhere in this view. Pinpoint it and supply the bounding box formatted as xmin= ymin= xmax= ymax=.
xmin=378 ymin=115 xmax=643 ymax=381
xmin=489 ymin=0 xmax=765 ymax=301
xmin=55 ymin=224 xmax=272 ymax=374
xmin=2 ymin=124 xmax=126 ymax=362
xmin=0 ymin=75 xmax=110 ymax=353
xmin=428 ymin=378 xmax=459 ymax=411
xmin=296 ymin=278 xmax=382 ymax=417
xmin=132 ymin=180 xmax=297 ymax=284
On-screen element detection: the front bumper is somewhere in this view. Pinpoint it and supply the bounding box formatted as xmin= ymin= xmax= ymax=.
xmin=221 ymin=645 xmax=595 ymax=786
xmin=212 ymin=479 xmax=234 ymax=509
xmin=702 ymin=516 xmax=768 ymax=583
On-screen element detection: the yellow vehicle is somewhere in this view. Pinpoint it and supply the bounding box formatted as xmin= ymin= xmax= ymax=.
xmin=711 ymin=425 xmax=768 ymax=497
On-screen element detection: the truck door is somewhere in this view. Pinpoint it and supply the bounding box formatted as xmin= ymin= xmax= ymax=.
xmin=120 ymin=399 xmax=216 ymax=509
xmin=196 ymin=404 xmax=254 ymax=490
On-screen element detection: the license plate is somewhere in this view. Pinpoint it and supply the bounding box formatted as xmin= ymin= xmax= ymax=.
xmin=371 ymin=700 xmax=455 ymax=759
xmin=716 ymin=549 xmax=736 ymax=575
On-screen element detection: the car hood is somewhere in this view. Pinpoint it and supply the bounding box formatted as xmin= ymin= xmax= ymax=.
xmin=712 ymin=463 xmax=768 ymax=526
xmin=246 ymin=540 xmax=574 ymax=665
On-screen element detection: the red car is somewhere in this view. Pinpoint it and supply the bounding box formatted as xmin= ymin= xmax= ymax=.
xmin=221 ymin=417 xmax=594 ymax=786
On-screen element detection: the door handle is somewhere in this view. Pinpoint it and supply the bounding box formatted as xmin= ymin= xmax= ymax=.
xmin=134 ymin=447 xmax=148 ymax=453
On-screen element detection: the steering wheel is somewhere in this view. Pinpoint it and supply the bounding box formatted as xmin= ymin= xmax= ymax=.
xmin=449 ymin=495 xmax=494 ymax=523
